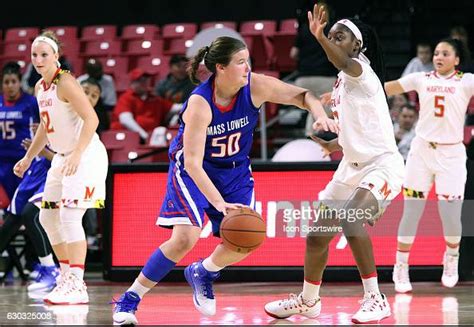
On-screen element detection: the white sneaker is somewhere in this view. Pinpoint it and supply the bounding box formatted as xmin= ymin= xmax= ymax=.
xmin=45 ymin=273 xmax=89 ymax=305
xmin=393 ymin=262 xmax=413 ymax=293
xmin=264 ymin=293 xmax=321 ymax=319
xmin=44 ymin=272 xmax=69 ymax=303
xmin=351 ymin=292 xmax=391 ymax=324
xmin=442 ymin=252 xmax=459 ymax=288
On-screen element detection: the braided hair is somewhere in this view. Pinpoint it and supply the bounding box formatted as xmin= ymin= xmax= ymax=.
xmin=347 ymin=18 xmax=386 ymax=86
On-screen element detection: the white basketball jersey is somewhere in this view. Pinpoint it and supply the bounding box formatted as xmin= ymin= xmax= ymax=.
xmin=37 ymin=71 xmax=99 ymax=154
xmin=398 ymin=70 xmax=474 ymax=143
xmin=330 ymin=58 xmax=398 ymax=163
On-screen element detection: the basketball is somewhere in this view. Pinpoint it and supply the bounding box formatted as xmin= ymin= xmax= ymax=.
xmin=220 ymin=207 xmax=266 ymax=253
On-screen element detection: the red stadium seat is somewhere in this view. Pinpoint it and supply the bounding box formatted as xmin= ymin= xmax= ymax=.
xmin=2 ymin=42 xmax=30 ymax=60
xmin=100 ymin=130 xmax=140 ymax=151
xmin=200 ymin=21 xmax=237 ymax=31
xmin=102 ymin=56 xmax=130 ymax=78
xmin=5 ymin=27 xmax=39 ymax=42
xmin=80 ymin=25 xmax=117 ymax=42
xmin=164 ymin=38 xmax=193 ymax=56
xmin=46 ymin=26 xmax=79 ymax=43
xmin=121 ymin=24 xmax=160 ymax=41
xmin=135 ymin=55 xmax=170 ymax=81
xmin=60 ymin=39 xmax=81 ymax=61
xmin=240 ymin=20 xmax=277 ymax=70
xmin=240 ymin=20 xmax=277 ymax=36
xmin=272 ymin=19 xmax=298 ymax=72
xmin=162 ymin=23 xmax=197 ymax=40
xmin=114 ymin=72 xmax=131 ymax=95
xmin=124 ymin=39 xmax=163 ymax=57
xmin=279 ymin=19 xmax=298 ymax=33
xmin=82 ymin=40 xmax=122 ymax=57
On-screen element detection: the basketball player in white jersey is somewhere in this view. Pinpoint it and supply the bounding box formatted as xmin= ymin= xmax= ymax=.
xmin=386 ymin=38 xmax=474 ymax=292
xmin=13 ymin=30 xmax=108 ymax=304
xmin=265 ymin=4 xmax=404 ymax=324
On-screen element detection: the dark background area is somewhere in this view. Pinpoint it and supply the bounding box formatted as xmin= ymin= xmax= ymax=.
xmin=1 ymin=0 xmax=473 ymax=79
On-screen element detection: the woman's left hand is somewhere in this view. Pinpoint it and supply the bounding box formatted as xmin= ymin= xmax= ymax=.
xmin=308 ymin=3 xmax=328 ymax=40
xmin=313 ymin=116 xmax=339 ymax=134
xmin=61 ymin=150 xmax=82 ymax=176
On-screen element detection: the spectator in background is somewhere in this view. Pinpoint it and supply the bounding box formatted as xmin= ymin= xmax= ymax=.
xmin=291 ymin=0 xmax=338 ymax=136
xmin=111 ymin=68 xmax=173 ymax=141
xmin=154 ymin=55 xmax=196 ymax=126
xmin=393 ymin=104 xmax=417 ymax=160
xmin=401 ymin=43 xmax=434 ymax=77
xmin=388 ymin=93 xmax=408 ymax=123
xmin=154 ymin=55 xmax=195 ymax=104
xmin=77 ymin=58 xmax=117 ymax=111
xmin=80 ymin=78 xmax=110 ymax=133
xmin=450 ymin=25 xmax=474 ymax=72
xmin=21 ymin=56 xmax=73 ymax=95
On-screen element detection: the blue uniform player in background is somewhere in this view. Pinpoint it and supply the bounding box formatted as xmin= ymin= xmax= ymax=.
xmin=113 ymin=36 xmax=338 ymax=325
xmin=0 ymin=62 xmax=39 ymax=200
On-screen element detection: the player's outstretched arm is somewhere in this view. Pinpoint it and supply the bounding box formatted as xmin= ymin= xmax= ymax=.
xmin=250 ymin=73 xmax=339 ymax=134
xmin=384 ymin=80 xmax=405 ymax=96
xmin=308 ymin=3 xmax=362 ymax=78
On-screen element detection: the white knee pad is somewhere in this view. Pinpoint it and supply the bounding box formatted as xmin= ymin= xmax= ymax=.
xmin=397 ymin=197 xmax=427 ymax=245
xmin=438 ymin=198 xmax=463 ymax=245
xmin=39 ymin=209 xmax=64 ymax=245
xmin=60 ymin=207 xmax=87 ymax=243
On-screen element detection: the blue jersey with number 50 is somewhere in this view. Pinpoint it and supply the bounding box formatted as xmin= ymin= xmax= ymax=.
xmin=0 ymin=92 xmax=39 ymax=160
xmin=169 ymin=73 xmax=260 ymax=170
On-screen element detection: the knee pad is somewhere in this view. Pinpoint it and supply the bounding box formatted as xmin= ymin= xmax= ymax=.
xmin=438 ymin=198 xmax=463 ymax=245
xmin=397 ymin=196 xmax=427 ymax=245
xmin=60 ymin=207 xmax=87 ymax=243
xmin=39 ymin=209 xmax=64 ymax=245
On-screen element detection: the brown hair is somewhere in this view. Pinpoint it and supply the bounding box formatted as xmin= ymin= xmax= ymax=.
xmin=187 ymin=36 xmax=247 ymax=84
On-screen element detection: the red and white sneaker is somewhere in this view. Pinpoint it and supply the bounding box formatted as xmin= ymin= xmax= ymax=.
xmin=442 ymin=252 xmax=459 ymax=288
xmin=264 ymin=293 xmax=321 ymax=319
xmin=351 ymin=292 xmax=391 ymax=324
xmin=44 ymin=272 xmax=70 ymax=303
xmin=45 ymin=273 xmax=89 ymax=305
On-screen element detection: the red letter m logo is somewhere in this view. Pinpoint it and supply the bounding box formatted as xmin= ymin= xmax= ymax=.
xmin=84 ymin=186 xmax=95 ymax=200
xmin=379 ymin=181 xmax=391 ymax=200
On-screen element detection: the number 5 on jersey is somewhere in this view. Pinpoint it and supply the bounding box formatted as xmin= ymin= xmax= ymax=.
xmin=211 ymin=132 xmax=241 ymax=157
xmin=40 ymin=111 xmax=55 ymax=133
xmin=434 ymin=95 xmax=445 ymax=117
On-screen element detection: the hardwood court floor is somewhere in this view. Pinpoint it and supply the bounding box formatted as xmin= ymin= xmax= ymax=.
xmin=0 ymin=277 xmax=473 ymax=325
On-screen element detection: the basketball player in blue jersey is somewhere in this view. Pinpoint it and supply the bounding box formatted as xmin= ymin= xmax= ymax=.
xmin=0 ymin=62 xmax=39 ymax=200
xmin=113 ymin=36 xmax=339 ymax=325
xmin=0 ymin=135 xmax=59 ymax=293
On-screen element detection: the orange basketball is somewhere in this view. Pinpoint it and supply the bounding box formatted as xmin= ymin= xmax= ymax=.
xmin=220 ymin=207 xmax=266 ymax=253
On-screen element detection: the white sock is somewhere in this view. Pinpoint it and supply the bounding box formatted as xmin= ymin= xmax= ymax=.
xmin=202 ymin=257 xmax=224 ymax=272
xmin=70 ymin=266 xmax=84 ymax=280
xmin=396 ymin=250 xmax=410 ymax=264
xmin=38 ymin=254 xmax=56 ymax=267
xmin=446 ymin=246 xmax=459 ymax=256
xmin=59 ymin=260 xmax=70 ymax=273
xmin=362 ymin=276 xmax=380 ymax=295
xmin=128 ymin=279 xmax=151 ymax=299
xmin=302 ymin=279 xmax=320 ymax=303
